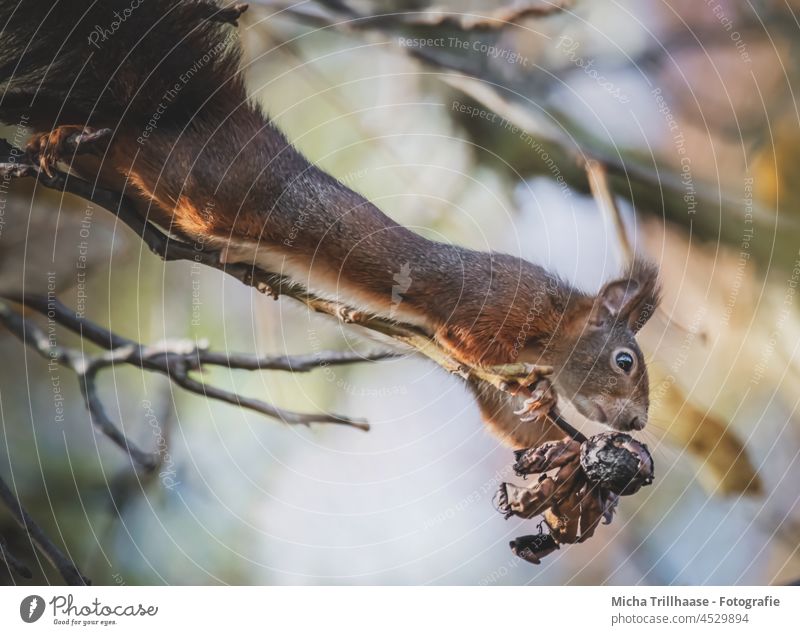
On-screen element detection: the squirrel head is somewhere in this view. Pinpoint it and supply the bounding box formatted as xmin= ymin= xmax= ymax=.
xmin=552 ymin=260 xmax=661 ymax=432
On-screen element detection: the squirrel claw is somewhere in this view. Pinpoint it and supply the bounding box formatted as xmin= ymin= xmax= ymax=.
xmin=490 ymin=362 xmax=553 ymax=396
xmin=26 ymin=126 xmax=111 ymax=177
xmin=513 ymin=378 xmax=557 ymax=422
xmin=256 ymin=281 xmax=279 ymax=300
xmin=336 ymin=306 xmax=365 ymax=324
xmin=517 ymin=363 xmax=554 ymax=389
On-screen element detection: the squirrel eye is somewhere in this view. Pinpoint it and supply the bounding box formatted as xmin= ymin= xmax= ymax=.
xmin=613 ymin=350 xmax=635 ymax=373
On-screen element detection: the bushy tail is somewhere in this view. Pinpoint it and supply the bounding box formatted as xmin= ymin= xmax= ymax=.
xmin=0 ymin=0 xmax=247 ymax=132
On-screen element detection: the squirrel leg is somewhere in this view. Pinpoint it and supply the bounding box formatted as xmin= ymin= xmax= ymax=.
xmin=336 ymin=306 xmax=367 ymax=324
xmin=468 ymin=378 xmax=564 ymax=448
xmin=486 ymin=362 xmax=554 ymax=395
xmin=26 ymin=126 xmax=112 ymax=177
xmin=513 ymin=377 xmax=558 ymax=423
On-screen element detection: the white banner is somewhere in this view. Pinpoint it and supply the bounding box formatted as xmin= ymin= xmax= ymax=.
xmin=0 ymin=586 xmax=796 ymax=634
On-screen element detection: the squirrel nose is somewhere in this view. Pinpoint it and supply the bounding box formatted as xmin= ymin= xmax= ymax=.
xmin=629 ymin=416 xmax=645 ymax=431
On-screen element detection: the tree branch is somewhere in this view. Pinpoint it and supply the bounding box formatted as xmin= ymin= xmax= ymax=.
xmin=0 ymin=293 xmax=384 ymax=473
xmin=0 ymin=533 xmax=33 ymax=580
xmin=585 ymin=159 xmax=633 ymax=263
xmin=0 ymin=471 xmax=90 ymax=585
xmin=309 ymin=0 xmax=568 ymax=29
xmin=0 ymin=137 xmax=547 ymax=398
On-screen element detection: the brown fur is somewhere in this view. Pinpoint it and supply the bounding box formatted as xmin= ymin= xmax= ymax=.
xmin=0 ymin=0 xmax=661 ymax=447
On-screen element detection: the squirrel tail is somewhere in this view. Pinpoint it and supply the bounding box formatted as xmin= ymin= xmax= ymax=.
xmin=0 ymin=0 xmax=248 ymax=132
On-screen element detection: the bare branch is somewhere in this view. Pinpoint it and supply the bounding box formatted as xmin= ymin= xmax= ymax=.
xmin=309 ymin=0 xmax=568 ymax=29
xmin=197 ymin=349 xmax=397 ymax=372
xmin=0 ymin=472 xmax=90 ymax=585
xmin=0 ymin=533 xmax=33 ymax=580
xmin=0 ymin=294 xmax=377 ymax=469
xmin=0 ymin=299 xmax=160 ymax=470
xmin=585 ymin=159 xmax=633 ymax=263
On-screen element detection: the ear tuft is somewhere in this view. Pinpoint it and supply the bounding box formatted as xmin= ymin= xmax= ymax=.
xmin=624 ymin=258 xmax=661 ymax=332
xmin=592 ymin=258 xmax=661 ymax=332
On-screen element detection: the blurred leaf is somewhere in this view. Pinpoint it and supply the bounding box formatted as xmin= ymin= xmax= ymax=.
xmin=650 ymin=364 xmax=762 ymax=496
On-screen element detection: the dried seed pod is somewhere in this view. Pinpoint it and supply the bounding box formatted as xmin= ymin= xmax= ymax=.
xmin=543 ymin=489 xmax=582 ymax=544
xmin=602 ymin=492 xmax=620 ymax=524
xmin=509 ymin=532 xmax=560 ymax=564
xmin=513 ymin=439 xmax=581 ymax=477
xmin=496 ymin=479 xmax=556 ymax=519
xmin=579 ymin=433 xmax=654 ymax=495
xmin=501 ymin=430 xmax=655 ymax=565
xmin=577 ymin=486 xmax=605 ymax=542
xmin=551 ymin=460 xmax=584 ymax=497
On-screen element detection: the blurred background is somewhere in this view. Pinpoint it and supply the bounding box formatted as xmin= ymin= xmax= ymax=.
xmin=1 ymin=0 xmax=799 ymax=584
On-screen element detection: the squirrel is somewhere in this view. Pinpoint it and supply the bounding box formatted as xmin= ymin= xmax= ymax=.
xmin=0 ymin=0 xmax=660 ymax=447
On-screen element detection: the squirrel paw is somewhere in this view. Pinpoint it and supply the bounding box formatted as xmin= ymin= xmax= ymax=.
xmin=493 ymin=362 xmax=553 ymax=396
xmin=256 ymin=281 xmax=279 ymax=300
xmin=513 ymin=378 xmax=557 ymax=423
xmin=26 ymin=126 xmax=111 ymax=177
xmin=336 ymin=306 xmax=366 ymax=324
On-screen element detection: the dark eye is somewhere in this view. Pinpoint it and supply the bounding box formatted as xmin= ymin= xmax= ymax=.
xmin=614 ymin=350 xmax=635 ymax=373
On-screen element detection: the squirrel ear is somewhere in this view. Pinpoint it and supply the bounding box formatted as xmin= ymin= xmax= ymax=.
xmin=590 ymin=278 xmax=641 ymax=328
xmin=591 ymin=259 xmax=661 ymax=332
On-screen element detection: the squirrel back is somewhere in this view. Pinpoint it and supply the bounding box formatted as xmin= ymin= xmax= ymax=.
xmin=0 ymin=0 xmax=245 ymax=133
xmin=1 ymin=0 xmax=323 ymax=248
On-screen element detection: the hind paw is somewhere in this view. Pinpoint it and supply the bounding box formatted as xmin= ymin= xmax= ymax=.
xmin=336 ymin=306 xmax=366 ymax=324
xmin=26 ymin=126 xmax=111 ymax=177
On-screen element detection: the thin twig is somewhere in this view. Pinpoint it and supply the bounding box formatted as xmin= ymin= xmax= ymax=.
xmin=0 ymin=299 xmax=159 ymax=470
xmin=197 ymin=349 xmax=397 ymax=371
xmin=0 ymin=294 xmax=378 ymax=469
xmin=0 ymin=472 xmax=90 ymax=585
xmin=585 ymin=159 xmax=633 ymax=263
xmin=0 ymin=300 xmax=161 ymax=469
xmin=584 ymin=159 xmax=698 ymax=336
xmin=260 ymin=0 xmax=567 ymax=29
xmin=552 ymin=412 xmax=587 ymax=444
xmin=0 ymin=534 xmax=33 ymax=580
